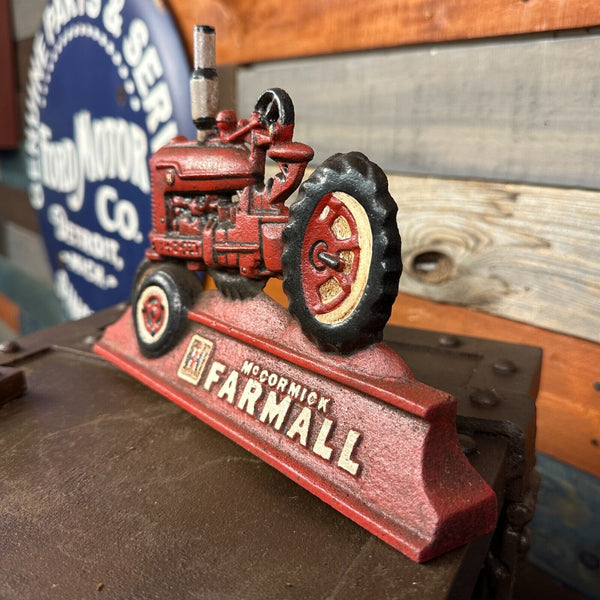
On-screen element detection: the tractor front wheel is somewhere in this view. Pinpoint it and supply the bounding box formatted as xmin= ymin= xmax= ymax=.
xmin=133 ymin=263 xmax=201 ymax=358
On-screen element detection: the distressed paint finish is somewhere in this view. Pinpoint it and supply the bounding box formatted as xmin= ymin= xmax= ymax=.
xmin=95 ymin=291 xmax=497 ymax=562
xmin=2 ymin=305 xmax=541 ymax=598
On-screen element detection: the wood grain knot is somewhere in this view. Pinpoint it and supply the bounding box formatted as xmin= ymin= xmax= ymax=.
xmin=408 ymin=250 xmax=455 ymax=284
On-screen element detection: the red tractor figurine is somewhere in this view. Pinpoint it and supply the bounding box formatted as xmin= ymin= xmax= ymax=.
xmin=132 ymin=25 xmax=402 ymax=357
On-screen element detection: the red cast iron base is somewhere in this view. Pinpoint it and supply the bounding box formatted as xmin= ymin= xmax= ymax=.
xmin=94 ymin=292 xmax=497 ymax=562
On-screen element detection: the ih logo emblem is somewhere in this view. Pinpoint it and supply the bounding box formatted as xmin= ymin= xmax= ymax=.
xmin=178 ymin=335 xmax=214 ymax=385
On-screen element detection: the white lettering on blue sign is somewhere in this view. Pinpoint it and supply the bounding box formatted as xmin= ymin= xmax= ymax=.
xmin=24 ymin=0 xmax=185 ymax=318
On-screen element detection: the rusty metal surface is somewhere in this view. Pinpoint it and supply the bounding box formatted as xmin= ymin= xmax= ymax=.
xmin=0 ymin=308 xmax=540 ymax=599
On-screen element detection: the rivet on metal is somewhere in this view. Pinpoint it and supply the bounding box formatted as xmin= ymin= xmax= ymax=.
xmin=470 ymin=388 xmax=500 ymax=408
xmin=519 ymin=528 xmax=532 ymax=555
xmin=438 ymin=334 xmax=460 ymax=348
xmin=486 ymin=553 xmax=510 ymax=582
xmin=493 ymin=358 xmax=517 ymax=375
xmin=0 ymin=340 xmax=21 ymax=353
xmin=458 ymin=434 xmax=477 ymax=455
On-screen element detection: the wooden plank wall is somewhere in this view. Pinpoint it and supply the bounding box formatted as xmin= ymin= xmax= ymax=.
xmin=168 ymin=0 xmax=600 ymax=64
xmin=238 ymin=33 xmax=600 ymax=191
xmin=221 ymin=3 xmax=600 ymax=477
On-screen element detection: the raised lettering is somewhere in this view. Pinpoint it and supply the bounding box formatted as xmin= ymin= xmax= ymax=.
xmin=237 ymin=379 xmax=262 ymax=416
xmin=203 ymin=361 xmax=226 ymax=391
xmin=240 ymin=360 xmax=254 ymax=376
xmin=313 ymin=418 xmax=335 ymax=461
xmin=338 ymin=430 xmax=361 ymax=476
xmin=286 ymin=407 xmax=312 ymax=447
xmin=288 ymin=381 xmax=302 ymax=399
xmin=317 ymin=397 xmax=331 ymax=413
xmin=259 ymin=392 xmax=292 ymax=431
xmin=217 ymin=370 xmax=239 ymax=404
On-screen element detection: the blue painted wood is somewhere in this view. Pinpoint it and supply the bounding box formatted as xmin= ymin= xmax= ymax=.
xmin=529 ymin=453 xmax=600 ymax=599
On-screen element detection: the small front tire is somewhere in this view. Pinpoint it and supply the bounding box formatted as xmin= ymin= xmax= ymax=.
xmin=133 ymin=264 xmax=201 ymax=358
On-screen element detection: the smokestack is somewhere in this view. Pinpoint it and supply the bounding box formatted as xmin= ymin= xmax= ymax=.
xmin=190 ymin=25 xmax=218 ymax=141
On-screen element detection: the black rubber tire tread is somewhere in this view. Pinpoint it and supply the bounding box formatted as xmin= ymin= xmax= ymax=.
xmin=208 ymin=268 xmax=267 ymax=300
xmin=282 ymin=152 xmax=402 ymax=354
xmin=133 ymin=263 xmax=202 ymax=359
xmin=131 ymin=258 xmax=173 ymax=306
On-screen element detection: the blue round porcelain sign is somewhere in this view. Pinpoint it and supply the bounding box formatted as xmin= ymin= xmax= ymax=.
xmin=25 ymin=0 xmax=195 ymax=319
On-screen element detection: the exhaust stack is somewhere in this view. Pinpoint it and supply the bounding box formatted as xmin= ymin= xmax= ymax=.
xmin=190 ymin=25 xmax=218 ymax=141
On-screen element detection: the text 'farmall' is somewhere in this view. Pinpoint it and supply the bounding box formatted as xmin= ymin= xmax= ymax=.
xmin=177 ymin=335 xmax=362 ymax=476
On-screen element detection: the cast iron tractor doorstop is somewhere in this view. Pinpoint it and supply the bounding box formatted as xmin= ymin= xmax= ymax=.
xmin=95 ymin=25 xmax=497 ymax=562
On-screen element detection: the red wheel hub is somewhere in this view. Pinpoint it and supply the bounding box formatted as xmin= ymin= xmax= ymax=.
xmin=142 ymin=294 xmax=165 ymax=336
xmin=301 ymin=193 xmax=361 ymax=315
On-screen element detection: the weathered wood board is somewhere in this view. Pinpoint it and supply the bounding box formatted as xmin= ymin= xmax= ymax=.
xmin=389 ymin=175 xmax=600 ymax=345
xmin=240 ymin=31 xmax=600 ymax=190
xmin=168 ymin=0 xmax=600 ymax=64
xmin=13 ymin=0 xmax=600 ymax=59
xmin=264 ymin=165 xmax=600 ymax=345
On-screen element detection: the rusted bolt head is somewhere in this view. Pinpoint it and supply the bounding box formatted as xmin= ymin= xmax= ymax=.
xmin=506 ymin=502 xmax=533 ymax=527
xmin=0 ymin=340 xmax=21 ymax=353
xmin=519 ymin=529 xmax=532 ymax=555
xmin=438 ymin=334 xmax=460 ymax=348
xmin=493 ymin=359 xmax=517 ymax=375
xmin=470 ymin=388 xmax=500 ymax=408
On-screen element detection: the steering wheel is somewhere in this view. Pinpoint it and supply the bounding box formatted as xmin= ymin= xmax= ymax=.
xmin=254 ymin=88 xmax=295 ymax=128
